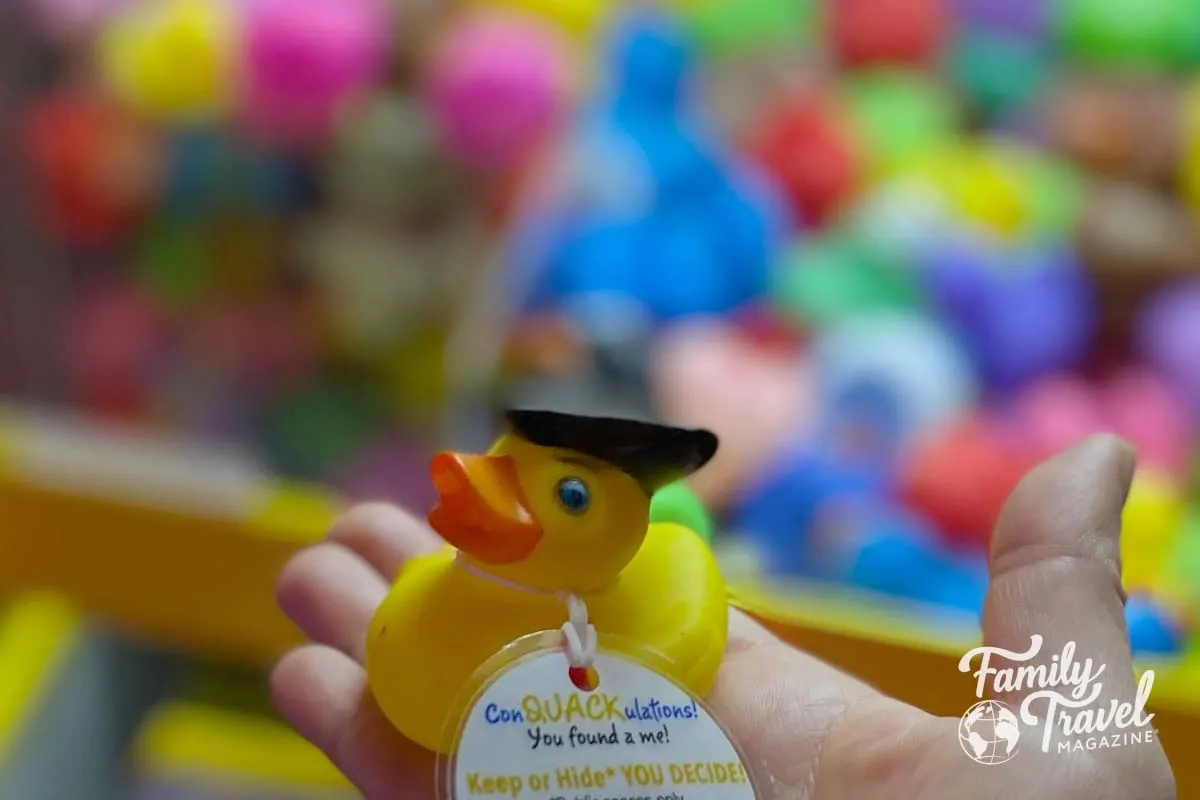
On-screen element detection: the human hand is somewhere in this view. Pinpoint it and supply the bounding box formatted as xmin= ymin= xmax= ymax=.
xmin=270 ymin=435 xmax=1176 ymax=799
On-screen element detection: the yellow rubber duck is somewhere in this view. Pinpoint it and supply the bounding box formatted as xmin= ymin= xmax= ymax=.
xmin=366 ymin=409 xmax=727 ymax=755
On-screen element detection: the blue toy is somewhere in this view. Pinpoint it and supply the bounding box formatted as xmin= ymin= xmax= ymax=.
xmin=605 ymin=6 xmax=694 ymax=118
xmin=162 ymin=128 xmax=308 ymax=218
xmin=731 ymin=378 xmax=901 ymax=575
xmin=1125 ymin=595 xmax=1185 ymax=657
xmin=516 ymin=9 xmax=790 ymax=328
xmin=834 ymin=515 xmax=988 ymax=616
xmin=732 ymin=447 xmax=885 ymax=576
xmin=812 ymin=311 xmax=979 ymax=451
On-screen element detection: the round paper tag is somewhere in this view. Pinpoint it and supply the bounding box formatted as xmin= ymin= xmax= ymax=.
xmin=441 ymin=642 xmax=759 ymax=800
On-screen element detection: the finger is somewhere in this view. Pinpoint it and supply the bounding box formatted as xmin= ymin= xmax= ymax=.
xmin=712 ymin=609 xmax=883 ymax=796
xmin=277 ymin=543 xmax=388 ymax=663
xmin=328 ymin=502 xmax=443 ymax=580
xmin=726 ymin=606 xmax=782 ymax=654
xmin=982 ymin=435 xmax=1139 ymax=706
xmin=270 ymin=645 xmax=435 ymax=800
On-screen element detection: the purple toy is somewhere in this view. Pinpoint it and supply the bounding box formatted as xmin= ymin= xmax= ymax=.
xmin=953 ymin=0 xmax=1048 ymax=38
xmin=242 ymin=0 xmax=391 ymax=144
xmin=425 ymin=10 xmax=569 ymax=169
xmin=1135 ymin=280 xmax=1200 ymax=413
xmin=922 ymin=236 xmax=1098 ymax=393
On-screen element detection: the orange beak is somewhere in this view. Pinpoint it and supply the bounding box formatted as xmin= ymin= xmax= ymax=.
xmin=427 ymin=452 xmax=543 ymax=565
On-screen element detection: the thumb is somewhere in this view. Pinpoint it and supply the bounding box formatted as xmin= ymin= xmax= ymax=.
xmin=968 ymin=435 xmax=1174 ymax=799
xmin=981 ymin=434 xmax=1138 ymax=708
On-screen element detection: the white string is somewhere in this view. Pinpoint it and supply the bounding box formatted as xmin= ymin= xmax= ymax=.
xmin=560 ymin=593 xmax=598 ymax=669
xmin=454 ymin=553 xmax=598 ymax=669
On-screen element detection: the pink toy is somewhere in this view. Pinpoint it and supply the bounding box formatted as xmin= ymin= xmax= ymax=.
xmin=1104 ymin=369 xmax=1193 ymax=479
xmin=242 ymin=0 xmax=391 ymax=144
xmin=425 ymin=10 xmax=569 ymax=169
xmin=648 ymin=317 xmax=813 ymax=510
xmin=69 ymin=282 xmax=168 ymax=419
xmin=337 ymin=432 xmax=438 ymax=510
xmin=1003 ymin=375 xmax=1107 ymax=458
xmin=1004 ymin=370 xmax=1194 ymax=482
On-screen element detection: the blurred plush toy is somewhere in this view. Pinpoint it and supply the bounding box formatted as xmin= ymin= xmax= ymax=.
xmin=1076 ymin=181 xmax=1200 ymax=343
xmin=1007 ymin=370 xmax=1194 ymax=481
xmin=25 ymin=86 xmax=163 ymax=246
xmin=921 ymin=236 xmax=1098 ymax=392
xmin=519 ymin=9 xmax=791 ymax=326
xmin=1136 ymin=280 xmax=1200 ymax=414
xmin=1125 ymin=595 xmax=1186 ymax=657
xmin=810 ymin=310 xmax=978 ymax=450
xmin=68 ymin=280 xmax=170 ymax=419
xmin=818 ymin=509 xmax=989 ymax=614
xmin=1042 ymin=75 xmax=1182 ymax=186
xmin=242 ymin=0 xmax=392 ymax=144
xmin=732 ymin=433 xmax=891 ymax=576
xmin=900 ymin=413 xmax=1039 ymax=551
xmin=829 ymin=0 xmax=950 ymax=69
xmin=297 ymin=213 xmax=486 ymax=360
xmin=322 ymin=93 xmax=474 ymax=224
xmin=100 ymin=0 xmax=238 ymax=122
xmin=744 ymin=91 xmax=863 ymax=229
xmin=1121 ymin=470 xmax=1186 ymax=595
xmin=425 ymin=9 xmax=571 ymax=170
xmin=648 ymin=317 xmax=812 ymax=510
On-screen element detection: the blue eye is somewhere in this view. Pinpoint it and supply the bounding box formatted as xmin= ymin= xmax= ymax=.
xmin=555 ymin=477 xmax=590 ymax=514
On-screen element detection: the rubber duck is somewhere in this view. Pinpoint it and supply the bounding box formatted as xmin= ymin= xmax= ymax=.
xmin=366 ymin=409 xmax=725 ymax=755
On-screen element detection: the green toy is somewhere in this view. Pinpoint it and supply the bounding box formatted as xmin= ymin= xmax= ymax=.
xmin=1159 ymin=510 xmax=1200 ymax=613
xmin=136 ymin=220 xmax=213 ymax=309
xmin=1058 ymin=0 xmax=1200 ymax=70
xmin=1022 ymin=156 xmax=1085 ymax=242
xmin=772 ymin=235 xmax=923 ymax=328
xmin=948 ymin=28 xmax=1046 ymax=118
xmin=841 ymin=70 xmax=957 ymax=177
xmin=686 ymin=0 xmax=815 ymax=56
xmin=650 ymin=481 xmax=715 ymax=542
xmin=259 ymin=378 xmax=386 ymax=480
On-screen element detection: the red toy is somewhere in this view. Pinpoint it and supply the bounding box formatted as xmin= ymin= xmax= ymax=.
xmin=828 ymin=0 xmax=950 ymax=69
xmin=24 ymin=88 xmax=162 ymax=247
xmin=745 ymin=95 xmax=862 ymax=229
xmin=900 ymin=415 xmax=1039 ymax=551
xmin=68 ymin=282 xmax=169 ymax=419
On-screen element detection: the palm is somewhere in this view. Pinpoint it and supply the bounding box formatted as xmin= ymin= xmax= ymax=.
xmin=271 ymin=436 xmax=1174 ymax=799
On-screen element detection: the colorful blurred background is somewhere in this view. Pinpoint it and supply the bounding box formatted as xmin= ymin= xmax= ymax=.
xmin=3 ymin=0 xmax=1200 ymax=795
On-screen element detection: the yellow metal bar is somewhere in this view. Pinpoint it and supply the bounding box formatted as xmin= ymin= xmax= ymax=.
xmin=0 ymin=405 xmax=341 ymax=666
xmin=0 ymin=594 xmax=81 ymax=765
xmin=132 ymin=701 xmax=350 ymax=790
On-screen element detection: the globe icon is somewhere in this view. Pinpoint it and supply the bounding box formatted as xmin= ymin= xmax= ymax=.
xmin=958 ymin=700 xmax=1021 ymax=765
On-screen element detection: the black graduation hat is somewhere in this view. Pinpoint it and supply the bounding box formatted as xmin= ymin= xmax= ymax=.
xmin=504 ymin=408 xmax=718 ymax=496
